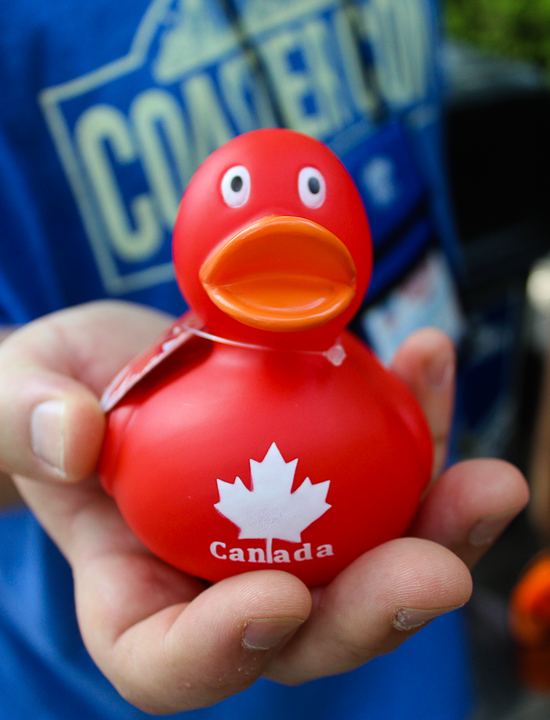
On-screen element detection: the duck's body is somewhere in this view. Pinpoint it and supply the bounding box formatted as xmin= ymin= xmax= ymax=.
xmin=99 ymin=129 xmax=433 ymax=586
xmin=101 ymin=331 xmax=431 ymax=586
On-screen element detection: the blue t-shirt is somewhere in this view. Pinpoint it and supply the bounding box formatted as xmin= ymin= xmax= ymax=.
xmin=0 ymin=1 xmax=471 ymax=717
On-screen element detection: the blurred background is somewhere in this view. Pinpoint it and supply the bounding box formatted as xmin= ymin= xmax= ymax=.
xmin=444 ymin=1 xmax=550 ymax=718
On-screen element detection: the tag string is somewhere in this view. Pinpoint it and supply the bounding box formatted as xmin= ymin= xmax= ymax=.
xmin=180 ymin=325 xmax=347 ymax=367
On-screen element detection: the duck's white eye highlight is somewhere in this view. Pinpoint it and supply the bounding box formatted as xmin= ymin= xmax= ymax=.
xmin=298 ymin=167 xmax=326 ymax=208
xmin=221 ymin=166 xmax=250 ymax=207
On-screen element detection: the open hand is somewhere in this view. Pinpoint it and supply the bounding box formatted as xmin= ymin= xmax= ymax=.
xmin=0 ymin=301 xmax=529 ymax=713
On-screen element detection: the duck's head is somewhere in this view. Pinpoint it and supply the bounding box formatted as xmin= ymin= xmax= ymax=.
xmin=173 ymin=129 xmax=372 ymax=351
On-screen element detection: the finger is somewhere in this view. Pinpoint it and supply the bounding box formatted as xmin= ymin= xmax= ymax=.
xmin=390 ymin=328 xmax=455 ymax=481
xmin=0 ymin=301 xmax=172 ymax=483
xmin=80 ymin=569 xmax=310 ymax=714
xmin=14 ymin=471 xmax=312 ymax=714
xmin=264 ymin=537 xmax=471 ymax=685
xmin=71 ymin=499 xmax=311 ymax=714
xmin=409 ymin=458 xmax=529 ymax=569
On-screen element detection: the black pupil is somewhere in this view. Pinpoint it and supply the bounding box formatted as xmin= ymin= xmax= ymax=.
xmin=308 ymin=176 xmax=320 ymax=194
xmin=230 ymin=175 xmax=243 ymax=193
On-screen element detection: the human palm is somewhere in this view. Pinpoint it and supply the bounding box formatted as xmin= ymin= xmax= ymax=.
xmin=0 ymin=301 xmax=528 ymax=713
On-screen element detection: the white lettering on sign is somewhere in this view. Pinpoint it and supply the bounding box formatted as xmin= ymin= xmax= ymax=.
xmin=130 ymin=88 xmax=193 ymax=227
xmin=180 ymin=73 xmax=234 ymax=165
xmin=75 ymin=105 xmax=162 ymax=262
xmin=210 ymin=541 xmax=334 ymax=563
xmin=356 ymin=0 xmax=431 ymax=108
xmin=40 ymin=0 xmax=434 ymax=295
xmin=219 ymin=54 xmax=278 ymax=133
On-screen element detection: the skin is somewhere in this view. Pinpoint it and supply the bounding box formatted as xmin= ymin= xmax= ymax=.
xmin=0 ymin=327 xmax=21 ymax=507
xmin=0 ymin=300 xmax=529 ymax=714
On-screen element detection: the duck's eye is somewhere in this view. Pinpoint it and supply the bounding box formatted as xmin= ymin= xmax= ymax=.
xmin=221 ymin=166 xmax=250 ymax=207
xmin=298 ymin=167 xmax=326 ymax=208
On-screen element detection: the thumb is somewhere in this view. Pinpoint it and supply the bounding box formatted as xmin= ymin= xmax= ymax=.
xmin=0 ymin=363 xmax=104 ymax=483
xmin=0 ymin=301 xmax=172 ymax=483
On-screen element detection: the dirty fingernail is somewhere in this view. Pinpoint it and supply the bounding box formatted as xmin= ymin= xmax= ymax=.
xmin=31 ymin=400 xmax=66 ymax=477
xmin=393 ymin=605 xmax=463 ymax=631
xmin=426 ymin=350 xmax=454 ymax=391
xmin=242 ymin=617 xmax=304 ymax=650
xmin=469 ymin=511 xmax=520 ymax=547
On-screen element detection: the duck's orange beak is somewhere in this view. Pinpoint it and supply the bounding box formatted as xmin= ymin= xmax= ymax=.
xmin=199 ymin=216 xmax=357 ymax=332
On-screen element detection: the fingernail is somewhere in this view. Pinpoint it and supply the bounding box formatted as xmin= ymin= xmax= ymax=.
xmin=31 ymin=400 xmax=66 ymax=477
xmin=242 ymin=617 xmax=304 ymax=650
xmin=468 ymin=510 xmax=520 ymax=547
xmin=426 ymin=350 xmax=454 ymax=391
xmin=393 ymin=605 xmax=463 ymax=631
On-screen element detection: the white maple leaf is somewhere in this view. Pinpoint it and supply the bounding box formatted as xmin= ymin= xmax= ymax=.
xmin=214 ymin=443 xmax=331 ymax=562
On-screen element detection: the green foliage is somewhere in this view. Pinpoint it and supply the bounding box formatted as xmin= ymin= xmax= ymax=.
xmin=446 ymin=0 xmax=550 ymax=75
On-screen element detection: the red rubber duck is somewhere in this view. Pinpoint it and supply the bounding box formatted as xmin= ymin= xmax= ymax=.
xmin=99 ymin=129 xmax=433 ymax=587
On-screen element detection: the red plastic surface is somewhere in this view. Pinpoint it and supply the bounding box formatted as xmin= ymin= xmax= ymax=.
xmin=98 ymin=129 xmax=433 ymax=586
xmin=173 ymin=129 xmax=372 ymax=351
xmin=100 ymin=311 xmax=204 ymax=413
